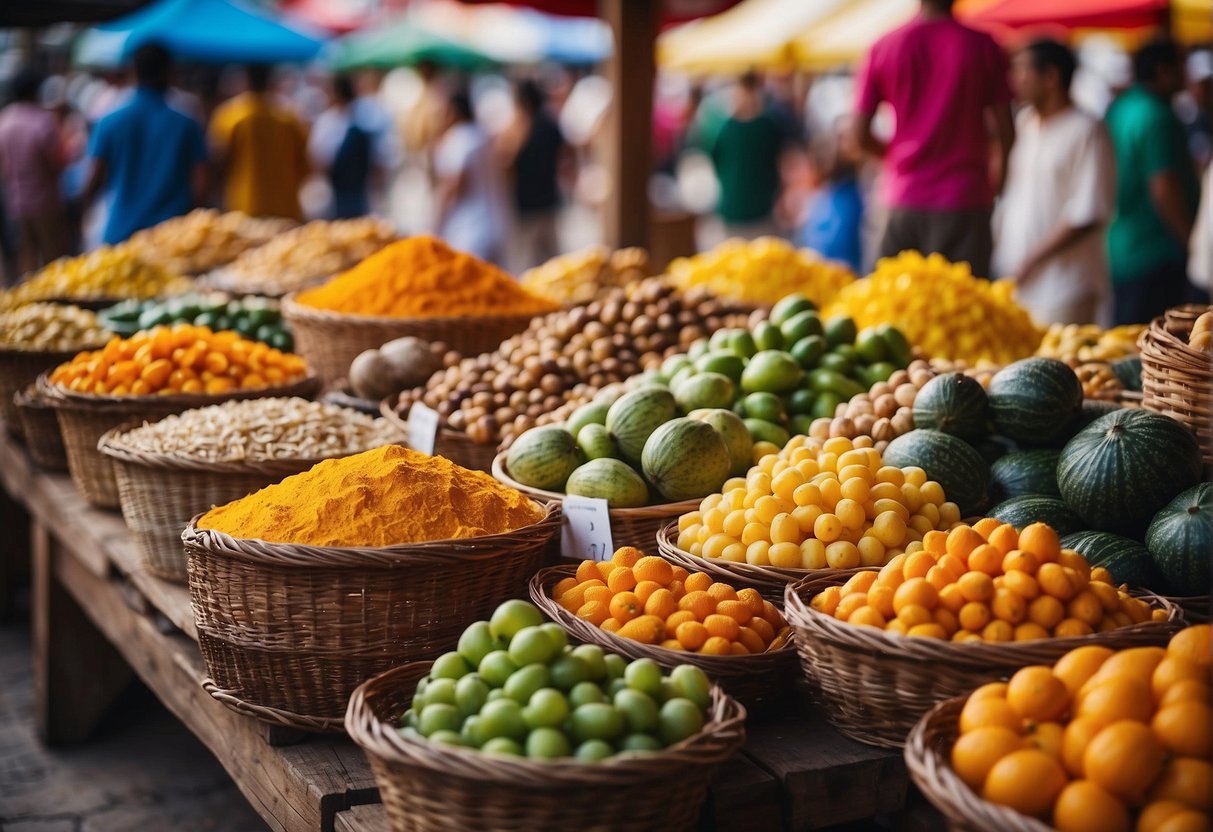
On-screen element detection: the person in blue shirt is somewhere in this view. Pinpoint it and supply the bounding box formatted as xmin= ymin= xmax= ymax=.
xmin=799 ymin=127 xmax=864 ymax=272
xmin=84 ymin=43 xmax=207 ymax=244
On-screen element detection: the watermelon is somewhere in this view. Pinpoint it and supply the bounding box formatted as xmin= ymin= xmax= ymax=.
xmin=1145 ymin=483 xmax=1213 ymax=596
xmin=882 ymin=429 xmax=989 ymax=516
xmin=989 ymin=449 xmax=1061 ymax=502
xmin=987 ymin=358 xmax=1084 ymax=445
xmin=1057 ymin=410 xmax=1202 ymax=537
xmin=1061 ymin=530 xmax=1161 ymax=590
xmin=911 ymin=372 xmax=989 ymax=441
xmin=989 ymin=495 xmax=1085 ymax=536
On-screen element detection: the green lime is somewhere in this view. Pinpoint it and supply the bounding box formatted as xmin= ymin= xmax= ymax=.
xmin=569 ymin=645 xmax=607 ymax=681
xmin=687 ymin=339 xmax=710 ymax=361
xmin=478 ymin=650 xmax=519 ymax=688
xmin=620 ymin=733 xmax=663 ymax=752
xmin=810 ymin=392 xmax=843 ymax=421
xmin=877 ymin=324 xmax=914 ymax=368
xmin=661 ymin=354 xmax=693 ymax=380
xmin=789 ymin=334 xmax=828 ymax=369
xmin=770 ymin=293 xmax=816 ymax=327
xmin=787 ymin=388 xmax=816 ymax=416
xmin=457 ymin=621 xmax=496 ymax=668
xmin=694 ymin=352 xmax=745 ymax=384
xmin=780 ymin=309 xmax=824 ymax=345
xmin=431 ymin=651 xmax=471 ymax=680
xmin=741 ymin=350 xmax=803 ymax=394
xmin=549 ymin=654 xmax=591 ymax=691
xmin=460 ymin=714 xmax=484 ymax=747
xmin=508 ymin=627 xmax=561 ymax=667
xmin=428 ymin=729 xmax=464 ymax=747
xmin=570 ymin=703 xmax=625 ymax=743
xmin=574 ymin=739 xmax=614 ymax=761
xmin=525 ymin=726 xmax=572 ymax=759
xmin=481 ymin=736 xmax=524 ymax=756
xmin=789 ymin=414 xmax=815 ymax=437
xmin=658 ymin=698 xmax=705 ymax=745
xmin=539 ymin=623 xmax=569 ymax=653
xmin=743 ymin=418 xmax=790 ymax=448
xmin=423 ymin=678 xmax=456 ymax=707
xmin=727 ymin=330 xmax=758 ymax=359
xmin=486 ymin=688 xmax=506 ymax=703
xmin=623 ymin=658 xmax=663 ymax=699
xmin=603 ymin=654 xmax=627 ymax=680
xmin=751 ymin=321 xmax=785 ymax=352
xmin=568 ymin=681 xmax=607 ymax=709
xmin=503 ymin=664 xmax=551 ymax=704
xmin=489 ymin=600 xmax=544 ymax=641
xmin=819 ymin=352 xmax=853 ymax=375
xmin=853 ymin=327 xmax=889 ymax=363
xmin=865 ymin=361 xmax=897 ymax=383
xmin=607 ymin=678 xmax=629 ymax=697
xmin=478 ymin=698 xmax=528 ymax=742
xmin=824 ymin=316 xmax=858 ymax=348
xmin=455 ymin=674 xmax=489 ymax=718
xmin=669 ymin=665 xmax=711 ymax=710
xmin=418 ymin=703 xmax=461 ymax=737
xmin=743 ymin=391 xmax=786 ymax=424
xmin=523 ymin=688 xmax=570 ymax=729
xmin=613 ymin=689 xmax=659 ymax=734
xmin=399 ymin=708 xmax=417 ymax=730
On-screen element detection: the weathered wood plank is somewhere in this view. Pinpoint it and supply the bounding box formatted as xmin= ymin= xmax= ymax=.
xmin=699 ymin=752 xmax=783 ymax=832
xmin=334 ymin=803 xmax=384 ymax=832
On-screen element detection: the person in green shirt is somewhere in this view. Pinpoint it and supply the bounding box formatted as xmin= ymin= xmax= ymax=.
xmin=710 ymin=72 xmax=783 ymax=238
xmin=1105 ymin=40 xmax=1201 ymax=325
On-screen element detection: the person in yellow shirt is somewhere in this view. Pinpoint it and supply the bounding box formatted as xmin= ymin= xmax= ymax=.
xmin=209 ymin=65 xmax=308 ymax=220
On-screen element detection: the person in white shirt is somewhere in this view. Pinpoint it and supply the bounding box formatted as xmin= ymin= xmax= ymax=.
xmin=309 ymin=75 xmax=398 ymax=218
xmin=433 ymin=88 xmax=507 ymax=264
xmin=994 ymin=39 xmax=1117 ymax=326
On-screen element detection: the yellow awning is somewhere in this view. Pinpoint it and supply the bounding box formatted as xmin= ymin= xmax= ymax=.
xmin=657 ymin=0 xmax=850 ymax=74
xmin=1174 ymin=0 xmax=1211 ymax=44
xmin=790 ymin=0 xmax=918 ymax=71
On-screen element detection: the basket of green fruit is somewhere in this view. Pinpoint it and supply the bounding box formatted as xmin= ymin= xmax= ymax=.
xmin=99 ymin=293 xmax=293 ymax=351
xmin=345 ymin=599 xmax=747 ymax=832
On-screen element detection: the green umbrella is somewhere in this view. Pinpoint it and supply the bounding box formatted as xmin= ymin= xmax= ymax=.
xmin=327 ymin=17 xmax=496 ymax=70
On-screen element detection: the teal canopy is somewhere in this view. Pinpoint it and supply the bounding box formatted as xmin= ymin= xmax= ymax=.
xmin=326 ymin=18 xmax=497 ymax=70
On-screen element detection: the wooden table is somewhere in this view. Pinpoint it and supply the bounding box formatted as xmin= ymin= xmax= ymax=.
xmin=0 ymin=431 xmax=924 ymax=832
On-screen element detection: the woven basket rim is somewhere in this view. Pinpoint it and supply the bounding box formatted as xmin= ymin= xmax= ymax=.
xmin=657 ymin=521 xmax=876 ymax=587
xmin=0 ymin=343 xmax=107 ymax=358
xmin=529 ymin=565 xmax=795 ymax=672
xmin=784 ymin=575 xmax=1182 ymax=668
xmin=904 ymin=697 xmax=1053 ymax=832
xmin=281 ymin=293 xmax=544 ymax=327
xmin=493 ymin=453 xmax=703 ymax=517
xmin=1140 ymin=304 xmax=1212 ymax=370
xmin=202 ymin=678 xmax=345 ymax=733
xmin=181 ymin=500 xmax=560 ymax=568
xmin=345 ymin=660 xmax=747 ymax=785
xmin=35 ymin=372 xmax=322 ymax=412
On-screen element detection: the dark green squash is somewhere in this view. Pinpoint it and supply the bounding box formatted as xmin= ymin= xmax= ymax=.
xmin=911 ymin=372 xmax=989 ymax=441
xmin=1061 ymin=530 xmax=1161 ymax=590
xmin=1145 ymin=483 xmax=1213 ymax=596
xmin=882 ymin=429 xmax=989 ymax=516
xmin=990 ymin=495 xmax=1085 ymax=536
xmin=987 ymin=357 xmax=1083 ymax=445
xmin=989 ymin=449 xmax=1061 ymax=502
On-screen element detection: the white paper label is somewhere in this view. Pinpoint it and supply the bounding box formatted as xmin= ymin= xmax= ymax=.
xmin=561 ymin=495 xmax=613 ymax=561
xmin=406 ymin=402 xmax=440 ymax=456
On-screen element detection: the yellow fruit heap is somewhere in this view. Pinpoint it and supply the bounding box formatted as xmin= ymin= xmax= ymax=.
xmin=520 ymin=246 xmax=650 ymax=306
xmin=1036 ymin=323 xmax=1146 ymax=363
xmin=553 ymin=547 xmax=790 ymax=655
xmin=811 ymin=520 xmax=1167 ymax=641
xmin=50 ymin=324 xmax=308 ymax=397
xmin=949 ymin=624 xmax=1210 ymax=832
xmin=0 ymin=245 xmax=189 ymax=311
xmin=666 ymin=237 xmax=854 ymax=307
xmin=0 ymin=303 xmax=111 ymax=351
xmin=824 ymin=251 xmax=1041 ymax=366
xmin=677 ymin=434 xmax=958 ymax=571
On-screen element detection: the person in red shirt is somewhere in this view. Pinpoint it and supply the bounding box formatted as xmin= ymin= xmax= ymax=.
xmin=853 ymin=0 xmax=1015 ymax=278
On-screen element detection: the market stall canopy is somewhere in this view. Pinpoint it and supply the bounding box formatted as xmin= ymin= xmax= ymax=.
xmin=961 ymin=0 xmax=1212 ymax=45
xmin=281 ymin=0 xmax=374 ymax=34
xmin=326 ymin=17 xmax=498 ymax=70
xmin=73 ymin=0 xmax=327 ymax=67
xmin=415 ymin=1 xmax=611 ymax=65
xmin=790 ymin=0 xmax=919 ymax=71
xmin=461 ymin=0 xmax=742 ymax=24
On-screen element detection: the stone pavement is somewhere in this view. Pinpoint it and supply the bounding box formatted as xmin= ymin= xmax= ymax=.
xmin=0 ymin=622 xmax=266 ymax=832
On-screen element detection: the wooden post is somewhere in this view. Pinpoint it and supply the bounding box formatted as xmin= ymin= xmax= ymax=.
xmin=598 ymin=0 xmax=658 ymax=250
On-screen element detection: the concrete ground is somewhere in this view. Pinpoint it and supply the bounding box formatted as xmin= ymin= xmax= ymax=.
xmin=0 ymin=620 xmax=266 ymax=832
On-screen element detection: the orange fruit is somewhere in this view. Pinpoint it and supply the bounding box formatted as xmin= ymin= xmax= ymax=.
xmin=1002 ymin=549 xmax=1040 ymax=574
xmin=676 ymin=620 xmax=709 ymax=651
xmin=1154 ymin=657 xmax=1209 ymax=701
xmin=706 ymin=582 xmax=738 ymax=603
xmin=1019 ymin=522 xmax=1061 ymax=562
xmin=967 ymin=544 xmax=1004 ymax=576
xmin=959 ymin=695 xmax=1022 ymax=733
xmin=634 ymin=580 xmax=662 ymax=606
xmin=904 ymin=551 xmax=936 ymax=581
xmin=644 ymin=588 xmax=679 ymax=620
xmin=945 ymin=526 xmax=985 ymax=559
xmin=553 ymin=577 xmax=578 ymax=599
xmin=683 ymin=571 xmax=713 ymax=593
xmin=1084 ymin=720 xmax=1166 ymax=805
xmin=761 ymin=600 xmax=785 ymax=628
xmin=982 ymin=748 xmax=1067 ymax=818
xmin=811 ymin=586 xmax=842 ymax=616
xmin=868 ymin=585 xmax=896 ymax=618
xmin=1055 ymin=618 xmax=1095 ymax=638
xmin=950 ymin=725 xmax=1024 ymax=790
xmin=1077 ymin=675 xmax=1154 ymax=727
xmin=611 ymin=546 xmax=644 ymax=568
xmin=958 ymin=571 xmax=995 ymax=603
xmin=835 ymin=593 xmax=868 ymax=621
xmin=923 ymin=529 xmax=949 ymax=554
xmin=1007 ymin=665 xmax=1069 ymax=722
xmin=632 ymin=556 xmax=674 ymax=585
xmin=982 ymin=620 xmax=1014 ymax=642
xmin=607 ymin=567 xmax=637 ymax=594
xmin=1062 ymin=716 xmax=1104 ymax=776
xmin=1052 ymin=780 xmax=1130 ymax=832
xmin=1002 ymin=570 xmax=1040 ymax=601
xmin=597 ymin=561 xmax=615 ymax=581
xmin=1089 ymin=580 xmax=1121 ymax=613
xmin=748 ymin=616 xmax=775 ymax=644
xmin=1068 ymin=590 xmax=1105 ymax=628
xmin=583 ymin=584 xmax=612 ymax=605
xmin=846 ymin=606 xmax=884 ymax=628
xmin=1149 ymin=758 xmax=1212 ymax=812
xmin=1168 ymin=625 xmax=1212 ymax=668
xmin=938 ymin=553 xmax=967 ymax=580
xmin=1014 ymin=623 xmax=1050 ymax=641
xmin=1090 ymin=647 xmax=1166 ymax=686
xmin=933 ymin=607 xmax=960 ymax=635
xmin=1154 ymin=810 xmax=1213 ymax=832
xmin=841 ymin=570 xmax=879 ymax=596
xmin=678 ymin=590 xmax=716 ymax=621
xmin=987 ymin=523 xmax=1021 ymax=556
xmin=576 ymin=599 xmax=610 ymax=626
xmin=971 ymin=517 xmax=1001 ymax=538
xmin=737 ymin=626 xmax=767 ymax=654
xmin=609 ymin=591 xmax=642 ymax=623
xmin=575 ymin=559 xmax=601 ymax=583
xmin=925 ymin=565 xmax=952 ymax=591
xmin=1160 ymin=680 xmax=1211 ymax=708
xmin=660 ymin=638 xmax=685 ymax=651
xmin=600 ymin=617 xmax=622 ymax=633
xmin=730 ymin=641 xmax=750 ymax=655
xmin=1138 ymin=801 xmax=1196 ymax=832
xmin=1153 ymin=701 xmax=1212 ymax=759
xmin=1023 ymin=721 xmax=1064 ymax=758
xmin=897 ymin=603 xmax=932 ymax=629
xmin=736 ymin=587 xmax=766 ymax=617
xmin=1038 ymin=562 xmax=1076 ymax=600
xmin=670 ymin=565 xmax=690 ymax=585
xmin=617 ymin=614 xmax=665 ymax=644
xmin=1028 ymin=594 xmax=1066 ymax=630
xmin=893 ymin=577 xmax=938 ymax=613
xmin=699 ymin=636 xmax=732 ymax=655
xmin=716 ymin=599 xmax=753 ymax=626
xmin=970 ymin=682 xmax=1009 ymax=702
xmin=704 ymin=614 xmax=741 ymax=642
xmin=907 ymin=623 xmax=947 ymax=639
xmin=1057 ymin=548 xmax=1089 ymax=572
xmin=558 ymin=584 xmax=589 ymax=612
xmin=992 ymin=587 xmax=1027 ymax=624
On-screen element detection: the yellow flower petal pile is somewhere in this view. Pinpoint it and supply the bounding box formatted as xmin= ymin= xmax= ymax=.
xmin=666 ymin=237 xmax=854 ymax=307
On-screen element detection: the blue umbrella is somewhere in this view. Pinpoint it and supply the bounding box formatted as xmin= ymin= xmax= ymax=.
xmin=75 ymin=0 xmax=327 ymax=67
xmin=514 ymin=7 xmax=610 ymax=64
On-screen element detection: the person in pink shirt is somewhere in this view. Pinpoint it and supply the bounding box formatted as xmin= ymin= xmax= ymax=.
xmin=0 ymin=69 xmax=67 ymax=278
xmin=853 ymin=0 xmax=1015 ymax=278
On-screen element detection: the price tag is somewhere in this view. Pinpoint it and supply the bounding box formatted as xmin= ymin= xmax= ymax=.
xmin=406 ymin=402 xmax=440 ymax=456
xmin=561 ymin=495 xmax=613 ymax=561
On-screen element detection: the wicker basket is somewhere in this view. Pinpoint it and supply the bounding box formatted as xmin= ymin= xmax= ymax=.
xmin=1140 ymin=304 xmax=1213 ymax=464
xmin=282 ymin=294 xmax=533 ymax=384
xmin=495 ymin=455 xmax=700 ymax=551
xmin=379 ymin=398 xmax=498 ymax=473
xmin=905 ymin=697 xmax=1049 ymax=832
xmin=37 ymin=374 xmax=321 ymax=510
xmin=1162 ymin=594 xmax=1211 ymax=623
xmin=530 ymin=565 xmax=795 ymax=709
xmin=783 ymin=573 xmax=1182 ymax=749
xmin=99 ymin=426 xmax=329 ymax=582
xmin=183 ymin=504 xmax=560 ymax=729
xmin=13 ymin=386 xmax=68 ymax=471
xmin=0 ymin=346 xmax=89 ymax=437
xmin=346 ymin=660 xmax=747 ymax=832
xmin=657 ymin=522 xmax=873 ymax=604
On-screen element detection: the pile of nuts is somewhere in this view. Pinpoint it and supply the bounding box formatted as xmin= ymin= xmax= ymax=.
xmin=395 ymin=278 xmax=753 ymax=448
xmin=1036 ymin=322 xmax=1145 ymax=363
xmin=519 ymin=246 xmax=650 ymax=306
xmin=207 ymin=218 xmax=397 ymax=296
xmin=110 ymin=397 xmax=401 ymax=463
xmin=805 ymin=358 xmax=981 ymax=453
xmin=128 ymin=209 xmax=295 ymax=274
xmin=1 ymin=246 xmax=190 ymax=311
xmin=0 ymin=303 xmax=112 ymax=351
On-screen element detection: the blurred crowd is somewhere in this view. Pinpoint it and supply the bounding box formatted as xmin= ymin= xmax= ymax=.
xmin=0 ymin=0 xmax=1210 ymax=330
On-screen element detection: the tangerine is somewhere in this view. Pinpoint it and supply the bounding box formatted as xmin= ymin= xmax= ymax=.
xmin=1007 ymin=665 xmax=1069 ymax=722
xmin=950 ymin=725 xmax=1023 ymax=790
xmin=1084 ymin=720 xmax=1166 ymax=805
xmin=1052 ymin=780 xmax=1130 ymax=832
xmin=1149 ymin=758 xmax=1212 ymax=812
xmin=982 ymin=748 xmax=1067 ymax=818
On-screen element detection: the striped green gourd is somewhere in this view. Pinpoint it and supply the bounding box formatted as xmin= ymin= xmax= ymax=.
xmin=910 ymin=372 xmax=989 ymax=441
xmin=881 ymin=429 xmax=989 ymax=516
xmin=989 ymin=449 xmax=1061 ymax=502
xmin=987 ymin=357 xmax=1083 ymax=445
xmin=1061 ymin=530 xmax=1160 ymax=590
xmin=1145 ymin=483 xmax=1213 ymax=596
xmin=989 ymin=495 xmax=1085 ymax=536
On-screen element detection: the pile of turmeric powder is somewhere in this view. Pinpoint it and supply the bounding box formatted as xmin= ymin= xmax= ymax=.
xmin=198 ymin=445 xmax=545 ymax=547
xmin=295 ymin=236 xmax=559 ymax=319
